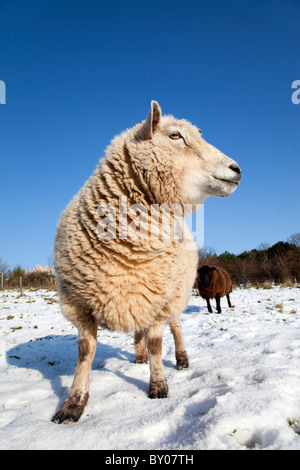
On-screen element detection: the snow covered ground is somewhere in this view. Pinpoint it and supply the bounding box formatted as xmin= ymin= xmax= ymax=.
xmin=1 ymin=285 xmax=300 ymax=450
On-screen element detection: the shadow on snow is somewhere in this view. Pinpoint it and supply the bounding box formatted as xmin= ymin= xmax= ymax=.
xmin=6 ymin=334 xmax=141 ymax=404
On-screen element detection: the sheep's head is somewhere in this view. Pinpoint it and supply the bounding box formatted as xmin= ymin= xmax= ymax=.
xmin=197 ymin=265 xmax=216 ymax=287
xmin=128 ymin=101 xmax=241 ymax=209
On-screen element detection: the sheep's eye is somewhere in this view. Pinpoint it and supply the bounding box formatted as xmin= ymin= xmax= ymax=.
xmin=169 ymin=132 xmax=181 ymax=140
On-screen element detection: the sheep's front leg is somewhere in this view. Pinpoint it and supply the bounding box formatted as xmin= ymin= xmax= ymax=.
xmin=205 ymin=297 xmax=213 ymax=313
xmin=52 ymin=317 xmax=98 ymax=424
xmin=146 ymin=324 xmax=168 ymax=399
xmin=169 ymin=318 xmax=189 ymax=370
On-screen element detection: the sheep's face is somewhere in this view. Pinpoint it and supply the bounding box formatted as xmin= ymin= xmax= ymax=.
xmin=130 ymin=101 xmax=241 ymax=208
xmin=197 ymin=265 xmax=216 ymax=287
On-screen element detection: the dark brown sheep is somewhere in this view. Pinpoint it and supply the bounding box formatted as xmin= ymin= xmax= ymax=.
xmin=197 ymin=265 xmax=233 ymax=313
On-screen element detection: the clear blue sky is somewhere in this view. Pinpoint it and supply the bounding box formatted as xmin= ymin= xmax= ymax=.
xmin=0 ymin=0 xmax=299 ymax=269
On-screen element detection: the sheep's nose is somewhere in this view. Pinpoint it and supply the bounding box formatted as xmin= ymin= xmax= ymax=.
xmin=229 ymin=163 xmax=241 ymax=175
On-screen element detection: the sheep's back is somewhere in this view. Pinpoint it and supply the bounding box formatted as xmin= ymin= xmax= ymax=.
xmin=218 ymin=268 xmax=232 ymax=294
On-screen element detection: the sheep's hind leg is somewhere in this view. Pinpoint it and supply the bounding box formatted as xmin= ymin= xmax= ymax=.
xmin=226 ymin=293 xmax=232 ymax=308
xmin=134 ymin=330 xmax=148 ymax=364
xmin=216 ymin=295 xmax=222 ymax=314
xmin=146 ymin=324 xmax=168 ymax=399
xmin=169 ymin=318 xmax=189 ymax=370
xmin=52 ymin=310 xmax=98 ymax=424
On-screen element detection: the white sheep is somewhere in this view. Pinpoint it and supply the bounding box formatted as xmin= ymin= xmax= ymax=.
xmin=52 ymin=101 xmax=241 ymax=423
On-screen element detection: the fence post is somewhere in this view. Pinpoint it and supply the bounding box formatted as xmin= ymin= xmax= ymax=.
xmin=20 ymin=275 xmax=23 ymax=295
xmin=0 ymin=272 xmax=3 ymax=290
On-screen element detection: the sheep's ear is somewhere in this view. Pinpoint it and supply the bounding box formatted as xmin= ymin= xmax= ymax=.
xmin=149 ymin=100 xmax=161 ymax=134
xmin=137 ymin=100 xmax=162 ymax=140
xmin=210 ymin=267 xmax=216 ymax=271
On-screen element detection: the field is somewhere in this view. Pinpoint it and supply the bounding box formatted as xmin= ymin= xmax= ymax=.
xmin=1 ymin=285 xmax=300 ymax=450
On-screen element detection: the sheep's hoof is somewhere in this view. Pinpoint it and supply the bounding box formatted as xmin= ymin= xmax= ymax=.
xmin=149 ymin=380 xmax=169 ymax=399
xmin=51 ymin=392 xmax=88 ymax=424
xmin=52 ymin=409 xmax=80 ymax=425
xmin=134 ymin=355 xmax=148 ymax=364
xmin=176 ymin=359 xmax=189 ymax=370
xmin=176 ymin=352 xmax=189 ymax=370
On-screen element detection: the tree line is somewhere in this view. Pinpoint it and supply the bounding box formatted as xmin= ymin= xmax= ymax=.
xmin=0 ymin=263 xmax=56 ymax=290
xmin=198 ymin=233 xmax=300 ymax=286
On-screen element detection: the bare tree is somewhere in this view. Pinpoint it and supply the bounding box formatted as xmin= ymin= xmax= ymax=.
xmin=287 ymin=233 xmax=300 ymax=247
xmin=0 ymin=258 xmax=9 ymax=274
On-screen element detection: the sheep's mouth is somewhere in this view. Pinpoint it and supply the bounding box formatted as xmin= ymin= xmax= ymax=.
xmin=208 ymin=176 xmax=240 ymax=198
xmin=213 ymin=177 xmax=239 ymax=186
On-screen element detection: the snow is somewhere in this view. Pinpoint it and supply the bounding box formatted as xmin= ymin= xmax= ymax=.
xmin=1 ymin=285 xmax=300 ymax=450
